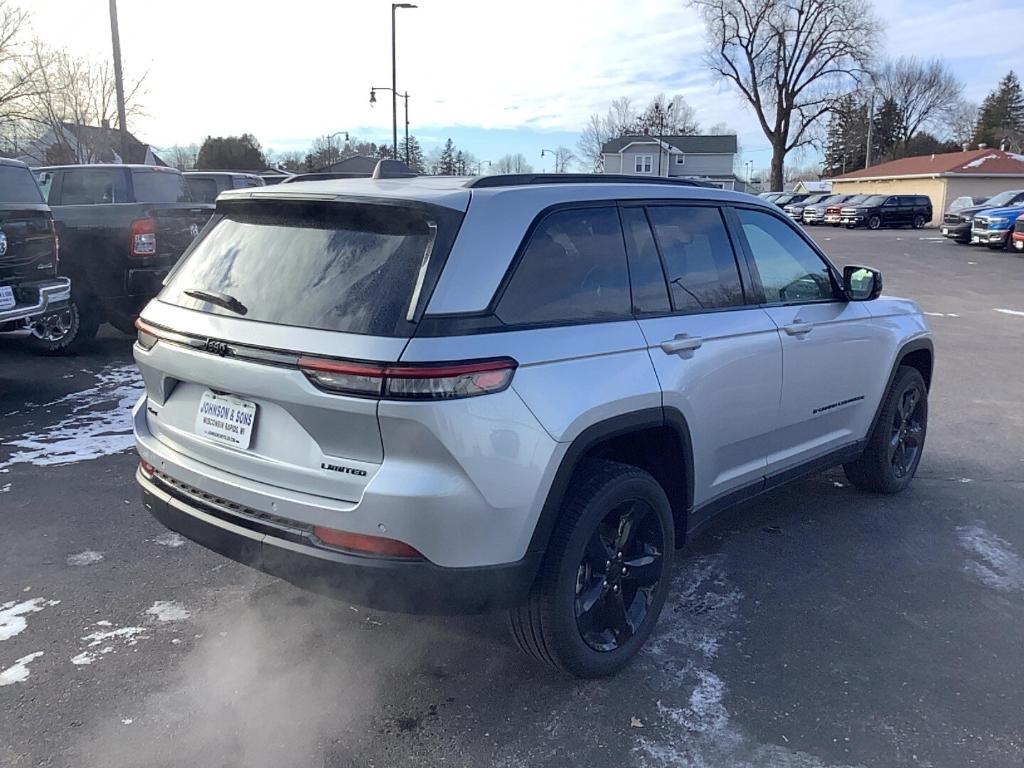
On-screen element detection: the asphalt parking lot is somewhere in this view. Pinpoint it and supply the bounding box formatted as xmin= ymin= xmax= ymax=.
xmin=2 ymin=226 xmax=1023 ymax=768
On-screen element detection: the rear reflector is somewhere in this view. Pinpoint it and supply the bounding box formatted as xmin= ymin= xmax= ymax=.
xmin=313 ymin=526 xmax=423 ymax=559
xmin=298 ymin=356 xmax=517 ymax=400
xmin=139 ymin=459 xmax=156 ymax=477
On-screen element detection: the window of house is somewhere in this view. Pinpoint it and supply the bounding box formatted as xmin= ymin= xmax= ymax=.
xmin=675 ymin=154 xmax=685 ymax=165
xmin=634 ymin=154 xmax=653 ymax=174
xmin=497 ymin=207 xmax=631 ymax=325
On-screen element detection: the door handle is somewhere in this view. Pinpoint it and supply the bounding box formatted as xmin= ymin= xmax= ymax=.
xmin=660 ymin=334 xmax=704 ymax=354
xmin=782 ymin=319 xmax=814 ymax=336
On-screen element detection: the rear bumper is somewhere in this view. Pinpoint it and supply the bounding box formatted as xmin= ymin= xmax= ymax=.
xmin=0 ymin=277 xmax=71 ymax=325
xmin=139 ymin=467 xmax=541 ymax=615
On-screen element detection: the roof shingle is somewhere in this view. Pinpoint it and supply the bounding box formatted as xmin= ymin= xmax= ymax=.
xmin=832 ymin=149 xmax=1024 ymax=180
xmin=601 ymin=135 xmax=738 ymax=155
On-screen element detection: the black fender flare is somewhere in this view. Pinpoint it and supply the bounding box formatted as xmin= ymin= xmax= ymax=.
xmin=866 ymin=336 xmax=934 ymax=440
xmin=525 ymin=407 xmax=694 ymax=559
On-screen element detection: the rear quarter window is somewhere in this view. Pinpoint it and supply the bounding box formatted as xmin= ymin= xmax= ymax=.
xmin=59 ymin=167 xmax=128 ymax=205
xmin=496 ymin=206 xmax=631 ymax=326
xmin=132 ymin=169 xmax=191 ymax=203
xmin=0 ymin=165 xmax=44 ymax=204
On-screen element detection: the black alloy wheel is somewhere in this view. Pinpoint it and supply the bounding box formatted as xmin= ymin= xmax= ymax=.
xmin=868 ymin=215 xmax=882 ymax=230
xmin=574 ymin=498 xmax=665 ymax=652
xmin=889 ymin=386 xmax=925 ymax=480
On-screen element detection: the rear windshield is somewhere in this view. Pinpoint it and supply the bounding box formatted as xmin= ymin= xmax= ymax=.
xmin=161 ymin=201 xmax=461 ymax=336
xmin=186 ymin=176 xmax=219 ymax=203
xmin=132 ymin=169 xmax=191 ymax=203
xmin=0 ymin=165 xmax=45 ymax=204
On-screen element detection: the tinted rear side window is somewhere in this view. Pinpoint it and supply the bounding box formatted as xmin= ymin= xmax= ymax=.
xmin=646 ymin=205 xmax=745 ymax=312
xmin=59 ymin=168 xmax=128 ymax=205
xmin=620 ymin=207 xmax=670 ymax=314
xmin=162 ymin=201 xmax=459 ymax=336
xmin=0 ymin=165 xmax=44 ymax=203
xmin=132 ymin=170 xmax=191 ymax=203
xmin=186 ymin=177 xmax=219 ymax=203
xmin=496 ymin=206 xmax=631 ymax=325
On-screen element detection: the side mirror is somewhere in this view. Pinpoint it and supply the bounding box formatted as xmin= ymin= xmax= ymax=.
xmin=843 ymin=265 xmax=882 ymax=301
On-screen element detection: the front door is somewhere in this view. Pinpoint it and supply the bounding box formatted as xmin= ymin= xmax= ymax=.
xmin=621 ymin=204 xmax=782 ymax=513
xmin=733 ymin=207 xmax=890 ymax=474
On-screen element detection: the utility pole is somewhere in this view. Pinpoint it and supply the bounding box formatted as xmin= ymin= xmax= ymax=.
xmin=864 ymin=90 xmax=876 ymax=170
xmin=391 ymin=4 xmax=416 ymax=160
xmin=108 ymin=0 xmax=129 ymax=163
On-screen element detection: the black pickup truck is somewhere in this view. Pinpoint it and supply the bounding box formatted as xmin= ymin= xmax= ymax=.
xmin=0 ymin=159 xmax=75 ymax=353
xmin=34 ymin=164 xmax=213 ymax=344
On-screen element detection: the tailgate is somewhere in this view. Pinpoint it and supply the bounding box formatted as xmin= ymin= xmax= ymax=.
xmin=149 ymin=205 xmax=214 ymax=260
xmin=0 ymin=207 xmax=56 ymax=283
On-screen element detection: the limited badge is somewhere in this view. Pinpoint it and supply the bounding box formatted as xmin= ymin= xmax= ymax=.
xmin=0 ymin=230 xmax=7 ymax=257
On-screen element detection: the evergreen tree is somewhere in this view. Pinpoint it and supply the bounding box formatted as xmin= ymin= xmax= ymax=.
xmin=871 ymin=97 xmax=904 ymax=163
xmin=823 ymin=94 xmax=867 ymax=176
xmin=438 ymin=138 xmax=458 ymax=175
xmin=455 ymin=150 xmax=466 ymax=175
xmin=404 ymin=135 xmax=426 ymax=173
xmin=973 ymin=71 xmax=1024 ymax=148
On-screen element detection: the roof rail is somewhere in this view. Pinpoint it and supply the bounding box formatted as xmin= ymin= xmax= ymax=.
xmin=372 ymin=159 xmax=417 ymax=179
xmin=464 ymin=173 xmax=713 ymax=189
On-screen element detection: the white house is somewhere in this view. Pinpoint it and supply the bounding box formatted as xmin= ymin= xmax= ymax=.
xmin=600 ymin=135 xmax=740 ymax=189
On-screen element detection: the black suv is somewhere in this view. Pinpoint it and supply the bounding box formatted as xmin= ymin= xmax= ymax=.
xmin=34 ymin=164 xmax=214 ymax=345
xmin=0 ymin=159 xmax=75 ymax=353
xmin=941 ymin=189 xmax=1024 ymax=244
xmin=841 ymin=195 xmax=932 ymax=230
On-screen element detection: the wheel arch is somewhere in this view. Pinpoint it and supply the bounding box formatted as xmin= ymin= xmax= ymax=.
xmin=527 ymin=407 xmax=694 ymax=556
xmin=866 ymin=336 xmax=934 ymax=438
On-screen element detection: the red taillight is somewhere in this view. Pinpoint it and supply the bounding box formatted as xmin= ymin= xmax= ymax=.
xmin=139 ymin=459 xmax=156 ymax=477
xmin=130 ymin=218 xmax=156 ymax=257
xmin=135 ymin=317 xmax=160 ymax=350
xmin=297 ymin=357 xmax=517 ymax=400
xmin=312 ymin=526 xmax=423 ymax=559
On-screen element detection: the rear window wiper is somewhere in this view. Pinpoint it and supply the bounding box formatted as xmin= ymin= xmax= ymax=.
xmin=183 ymin=288 xmax=248 ymax=316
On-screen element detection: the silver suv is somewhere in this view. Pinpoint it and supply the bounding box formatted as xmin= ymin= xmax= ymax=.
xmin=133 ymin=165 xmax=934 ymax=678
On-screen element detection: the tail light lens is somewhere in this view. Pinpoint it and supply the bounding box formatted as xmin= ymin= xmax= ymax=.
xmin=135 ymin=317 xmax=159 ymax=350
xmin=298 ymin=357 xmax=517 ymax=400
xmin=130 ymin=218 xmax=156 ymax=257
xmin=139 ymin=459 xmax=156 ymax=477
xmin=313 ymin=526 xmax=423 ymax=559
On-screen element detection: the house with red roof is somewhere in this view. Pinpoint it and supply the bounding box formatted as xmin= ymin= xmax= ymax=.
xmin=830 ymin=148 xmax=1024 ymax=225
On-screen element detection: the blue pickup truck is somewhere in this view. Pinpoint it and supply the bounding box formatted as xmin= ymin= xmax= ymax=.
xmin=970 ymin=204 xmax=1024 ymax=249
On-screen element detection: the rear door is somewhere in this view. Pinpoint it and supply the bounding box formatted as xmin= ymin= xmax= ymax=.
xmin=733 ymin=206 xmax=890 ymax=473
xmin=136 ymin=197 xmax=462 ymax=503
xmin=881 ymin=196 xmax=900 ymax=226
xmin=627 ymin=203 xmax=782 ymax=512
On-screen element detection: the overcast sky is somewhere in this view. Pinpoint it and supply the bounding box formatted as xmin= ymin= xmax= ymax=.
xmin=25 ymin=0 xmax=1024 ymax=171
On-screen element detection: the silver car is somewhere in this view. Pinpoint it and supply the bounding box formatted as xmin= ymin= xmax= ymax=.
xmin=134 ymin=164 xmax=934 ymax=677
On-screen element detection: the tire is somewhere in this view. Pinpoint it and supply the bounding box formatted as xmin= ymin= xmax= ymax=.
xmin=844 ymin=366 xmax=927 ymax=493
xmin=508 ymin=460 xmax=674 ymax=678
xmin=912 ymin=214 xmax=926 ymax=229
xmin=867 ymin=215 xmax=882 ymax=230
xmin=28 ymin=301 xmax=85 ymax=355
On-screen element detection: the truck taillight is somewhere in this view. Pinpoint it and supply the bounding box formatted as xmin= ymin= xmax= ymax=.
xmin=130 ymin=218 xmax=156 ymax=257
xmin=298 ymin=357 xmax=518 ymax=400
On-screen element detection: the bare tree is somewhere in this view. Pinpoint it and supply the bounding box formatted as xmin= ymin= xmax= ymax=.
xmin=543 ymin=146 xmax=575 ymax=172
xmin=19 ymin=42 xmax=147 ymax=163
xmin=0 ymin=1 xmax=37 ymax=144
xmin=161 ymin=143 xmax=199 ymax=170
xmin=494 ymin=153 xmax=533 ymax=174
xmin=876 ymin=57 xmax=964 ymax=146
xmin=691 ymin=0 xmax=880 ymax=190
xmin=946 ymin=99 xmax=978 ymax=149
xmin=576 ymin=96 xmax=637 ymax=171
xmin=632 ymin=93 xmax=701 ymax=136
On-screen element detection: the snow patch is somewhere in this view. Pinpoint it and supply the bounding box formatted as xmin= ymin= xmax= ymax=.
xmin=635 ymin=556 xmax=855 ymax=768
xmin=0 ymin=597 xmax=59 ymax=641
xmin=66 ymin=550 xmax=104 ymax=566
xmin=154 ymin=532 xmax=187 ymax=548
xmin=71 ymin=651 xmax=96 ymax=666
xmin=0 ymin=364 xmax=144 ymax=469
xmin=0 ymin=482 xmax=10 ymax=493
xmin=81 ymin=626 xmax=148 ymax=648
xmin=0 ymin=651 xmax=44 ymax=686
xmin=963 ymin=153 xmax=999 ymax=169
xmin=994 ymin=308 xmax=1024 ymax=317
xmin=146 ymin=601 xmax=191 ymax=622
xmin=957 ymin=522 xmax=1024 ymax=593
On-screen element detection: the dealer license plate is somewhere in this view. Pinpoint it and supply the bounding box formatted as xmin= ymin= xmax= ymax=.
xmin=0 ymin=285 xmax=15 ymax=311
xmin=194 ymin=391 xmax=257 ymax=450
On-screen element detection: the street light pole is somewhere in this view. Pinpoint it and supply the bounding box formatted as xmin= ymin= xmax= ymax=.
xmin=108 ymin=0 xmax=129 ymax=162
xmin=391 ymin=3 xmax=417 ymax=160
xmin=540 ymin=148 xmax=558 ymax=173
xmin=371 ymin=88 xmax=410 ymax=163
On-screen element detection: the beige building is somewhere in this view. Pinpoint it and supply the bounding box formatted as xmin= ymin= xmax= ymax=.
xmin=830 ymin=149 xmax=1024 ymax=225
